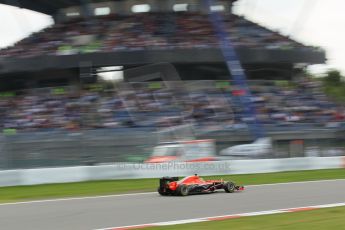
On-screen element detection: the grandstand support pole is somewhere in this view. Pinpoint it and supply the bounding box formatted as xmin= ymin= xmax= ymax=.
xmin=80 ymin=0 xmax=93 ymax=19
xmin=0 ymin=134 xmax=12 ymax=169
xmin=0 ymin=134 xmax=6 ymax=169
xmin=203 ymin=0 xmax=265 ymax=139
xmin=79 ymin=61 xmax=95 ymax=84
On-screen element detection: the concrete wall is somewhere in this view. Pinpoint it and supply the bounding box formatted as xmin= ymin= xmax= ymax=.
xmin=0 ymin=156 xmax=343 ymax=187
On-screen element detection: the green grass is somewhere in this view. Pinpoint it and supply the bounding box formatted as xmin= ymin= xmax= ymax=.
xmin=0 ymin=168 xmax=344 ymax=203
xmin=150 ymin=206 xmax=345 ymax=230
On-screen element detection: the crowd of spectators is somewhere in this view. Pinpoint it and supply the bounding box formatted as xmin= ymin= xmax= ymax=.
xmin=1 ymin=13 xmax=314 ymax=58
xmin=0 ymin=80 xmax=344 ymax=132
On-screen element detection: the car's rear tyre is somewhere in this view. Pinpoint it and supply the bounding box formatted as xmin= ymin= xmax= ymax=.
xmin=224 ymin=182 xmax=236 ymax=193
xmin=177 ymin=184 xmax=189 ymax=196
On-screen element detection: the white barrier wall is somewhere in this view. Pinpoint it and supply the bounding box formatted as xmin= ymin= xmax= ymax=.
xmin=0 ymin=170 xmax=22 ymax=187
xmin=0 ymin=157 xmax=344 ymax=187
xmin=21 ymin=167 xmax=89 ymax=185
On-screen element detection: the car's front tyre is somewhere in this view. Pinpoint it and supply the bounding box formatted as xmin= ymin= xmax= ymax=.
xmin=224 ymin=182 xmax=236 ymax=193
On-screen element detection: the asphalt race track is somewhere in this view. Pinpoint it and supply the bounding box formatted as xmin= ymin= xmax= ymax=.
xmin=0 ymin=180 xmax=345 ymax=230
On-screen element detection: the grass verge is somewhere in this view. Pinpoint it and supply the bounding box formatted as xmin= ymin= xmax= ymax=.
xmin=150 ymin=206 xmax=345 ymax=230
xmin=0 ymin=168 xmax=344 ymax=203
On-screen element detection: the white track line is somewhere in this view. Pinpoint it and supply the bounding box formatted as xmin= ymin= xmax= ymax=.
xmin=0 ymin=178 xmax=344 ymax=206
xmin=96 ymin=202 xmax=345 ymax=230
xmin=246 ymin=178 xmax=345 ymax=188
xmin=0 ymin=192 xmax=156 ymax=206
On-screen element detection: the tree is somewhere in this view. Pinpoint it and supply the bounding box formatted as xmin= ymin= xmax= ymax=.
xmin=323 ymin=70 xmax=342 ymax=86
xmin=322 ymin=69 xmax=345 ymax=102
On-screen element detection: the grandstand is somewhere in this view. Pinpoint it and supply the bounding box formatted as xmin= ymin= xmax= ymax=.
xmin=0 ymin=80 xmax=343 ymax=131
xmin=0 ymin=0 xmax=338 ymax=130
xmin=0 ymin=0 xmax=343 ymax=168
xmin=0 ymin=0 xmax=325 ymax=90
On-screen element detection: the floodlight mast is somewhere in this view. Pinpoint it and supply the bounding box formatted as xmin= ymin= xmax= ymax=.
xmin=203 ymin=0 xmax=265 ymax=139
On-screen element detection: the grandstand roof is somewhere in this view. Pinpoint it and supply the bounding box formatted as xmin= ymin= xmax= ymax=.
xmin=0 ymin=0 xmax=238 ymax=16
xmin=0 ymin=0 xmax=81 ymax=15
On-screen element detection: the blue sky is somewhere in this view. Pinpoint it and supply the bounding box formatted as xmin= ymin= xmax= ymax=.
xmin=0 ymin=0 xmax=344 ymax=75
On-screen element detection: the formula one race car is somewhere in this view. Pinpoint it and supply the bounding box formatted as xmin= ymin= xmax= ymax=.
xmin=158 ymin=174 xmax=244 ymax=196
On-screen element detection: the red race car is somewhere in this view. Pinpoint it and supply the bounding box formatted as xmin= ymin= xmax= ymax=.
xmin=158 ymin=174 xmax=244 ymax=196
